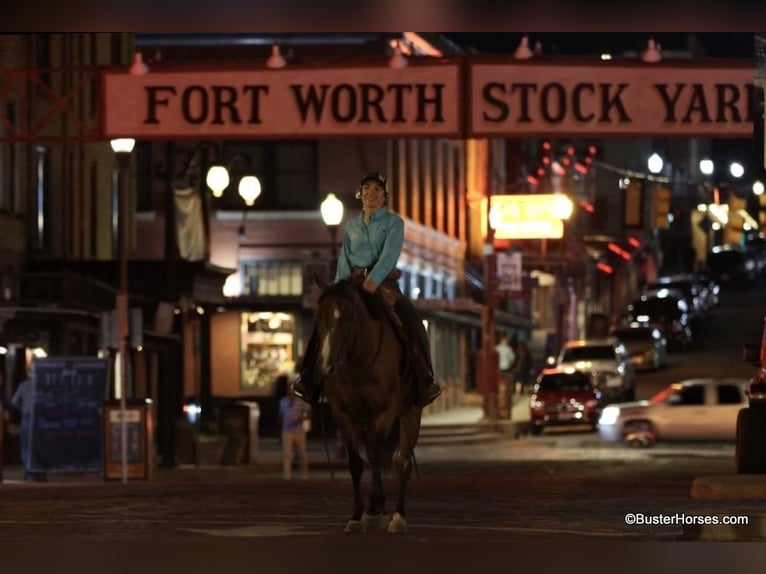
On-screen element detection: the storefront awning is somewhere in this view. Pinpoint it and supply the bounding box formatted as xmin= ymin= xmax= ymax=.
xmin=415 ymin=297 xmax=532 ymax=329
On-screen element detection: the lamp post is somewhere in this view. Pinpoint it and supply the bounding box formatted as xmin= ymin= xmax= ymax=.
xmin=320 ymin=193 xmax=344 ymax=278
xmin=110 ymin=137 xmax=135 ymax=484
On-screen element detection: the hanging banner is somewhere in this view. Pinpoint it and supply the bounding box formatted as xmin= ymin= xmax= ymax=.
xmin=102 ymin=63 xmax=462 ymax=139
xmin=497 ymin=252 xmax=522 ymax=292
xmin=470 ymin=61 xmax=755 ymax=137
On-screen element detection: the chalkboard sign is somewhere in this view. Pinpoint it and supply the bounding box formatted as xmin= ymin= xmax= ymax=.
xmin=28 ymin=358 xmax=109 ymax=474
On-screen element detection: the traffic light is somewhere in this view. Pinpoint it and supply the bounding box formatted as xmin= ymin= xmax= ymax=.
xmin=651 ymin=186 xmax=671 ymax=229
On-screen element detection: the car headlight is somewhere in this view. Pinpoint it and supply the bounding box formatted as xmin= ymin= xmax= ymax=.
xmin=599 ymin=406 xmax=620 ymax=426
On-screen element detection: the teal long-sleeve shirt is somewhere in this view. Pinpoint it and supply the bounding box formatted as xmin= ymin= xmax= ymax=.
xmin=334 ymin=207 xmax=404 ymax=288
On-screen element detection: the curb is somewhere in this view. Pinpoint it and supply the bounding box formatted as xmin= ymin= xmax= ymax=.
xmin=681 ymin=514 xmax=766 ymax=541
xmin=690 ymin=474 xmax=766 ymax=500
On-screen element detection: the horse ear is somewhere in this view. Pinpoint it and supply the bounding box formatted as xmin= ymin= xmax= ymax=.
xmin=313 ymin=272 xmax=329 ymax=290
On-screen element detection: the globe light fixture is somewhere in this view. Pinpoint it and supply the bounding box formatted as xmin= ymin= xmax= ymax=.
xmin=699 ymin=158 xmax=714 ymax=176
xmin=647 ymin=152 xmax=664 ymax=174
xmin=110 ymin=138 xmax=136 ymax=154
xmin=238 ymin=175 xmax=262 ymax=206
xmin=729 ymin=162 xmax=745 ymax=179
xmin=205 ymin=165 xmax=230 ymax=197
xmin=321 ymin=193 xmax=345 ymax=274
xmin=753 ymin=180 xmax=765 ymax=196
xmin=320 ymin=193 xmax=344 ymax=227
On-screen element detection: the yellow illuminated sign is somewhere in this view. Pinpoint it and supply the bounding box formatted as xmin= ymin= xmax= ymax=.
xmin=481 ymin=194 xmax=567 ymax=239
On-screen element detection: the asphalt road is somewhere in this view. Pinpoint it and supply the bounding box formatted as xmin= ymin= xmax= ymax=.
xmin=2 ymin=279 xmax=766 ymax=567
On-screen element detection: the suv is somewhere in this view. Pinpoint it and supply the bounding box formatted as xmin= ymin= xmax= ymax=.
xmin=556 ymin=338 xmax=635 ymax=402
xmin=529 ymin=368 xmax=602 ymax=435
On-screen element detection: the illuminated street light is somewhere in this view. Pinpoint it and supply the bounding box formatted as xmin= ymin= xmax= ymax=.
xmin=109 ymin=137 xmax=136 ymax=485
xmin=699 ymin=159 xmax=714 ymax=176
xmin=320 ymin=193 xmax=344 ymax=276
xmin=238 ymin=175 xmax=262 ymax=206
xmin=729 ymin=162 xmax=745 ymax=178
xmin=205 ymin=165 xmax=230 ymax=198
xmin=647 ymin=153 xmax=664 ymax=174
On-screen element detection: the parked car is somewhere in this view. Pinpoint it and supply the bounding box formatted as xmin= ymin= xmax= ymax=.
xmin=529 ymin=368 xmax=602 ymax=435
xmin=706 ymin=245 xmax=756 ymax=285
xmin=646 ymin=274 xmax=707 ymax=322
xmin=555 ymin=338 xmax=635 ymax=402
xmin=623 ymin=289 xmax=693 ymax=350
xmin=598 ymin=378 xmax=749 ymax=444
xmin=610 ymin=323 xmax=667 ymax=371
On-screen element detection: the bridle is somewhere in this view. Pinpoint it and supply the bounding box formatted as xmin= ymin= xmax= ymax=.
xmin=319 ymin=285 xmax=385 ymax=378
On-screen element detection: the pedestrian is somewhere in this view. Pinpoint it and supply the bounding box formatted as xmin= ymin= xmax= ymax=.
xmin=512 ymin=342 xmax=534 ymax=394
xmin=495 ymin=334 xmax=516 ymax=375
xmin=292 ymin=171 xmax=442 ymax=408
xmin=11 ymin=366 xmax=35 ymax=477
xmin=278 ymin=384 xmax=311 ymax=480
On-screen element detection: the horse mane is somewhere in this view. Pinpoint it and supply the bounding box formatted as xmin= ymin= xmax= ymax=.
xmin=318 ymin=276 xmax=388 ymax=323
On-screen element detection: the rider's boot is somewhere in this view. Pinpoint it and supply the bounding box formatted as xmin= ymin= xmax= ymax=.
xmin=411 ymin=347 xmax=442 ymax=408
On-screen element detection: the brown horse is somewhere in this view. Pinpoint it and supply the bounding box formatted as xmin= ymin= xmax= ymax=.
xmin=313 ymin=273 xmax=422 ymax=534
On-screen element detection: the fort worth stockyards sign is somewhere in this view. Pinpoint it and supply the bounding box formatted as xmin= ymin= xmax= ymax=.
xmin=102 ymin=63 xmax=462 ymax=139
xmin=103 ymin=59 xmax=755 ymax=139
xmin=469 ymin=61 xmax=755 ymax=138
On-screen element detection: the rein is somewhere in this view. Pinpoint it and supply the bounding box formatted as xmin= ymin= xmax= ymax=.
xmin=321 ymin=288 xmax=386 ymax=377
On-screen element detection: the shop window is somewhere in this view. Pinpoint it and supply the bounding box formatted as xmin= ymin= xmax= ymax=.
xmin=241 ymin=260 xmax=303 ymax=296
xmin=240 ymin=312 xmax=296 ymax=393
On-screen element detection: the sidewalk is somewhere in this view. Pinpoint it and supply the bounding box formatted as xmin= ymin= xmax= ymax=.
xmin=0 ymin=395 xmax=534 ymax=486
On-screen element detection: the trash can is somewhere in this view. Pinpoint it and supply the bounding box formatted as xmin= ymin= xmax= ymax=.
xmin=218 ymin=401 xmax=260 ymax=464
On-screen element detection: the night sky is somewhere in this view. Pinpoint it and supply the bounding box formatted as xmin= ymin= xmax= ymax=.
xmin=445 ymin=33 xmax=755 ymax=58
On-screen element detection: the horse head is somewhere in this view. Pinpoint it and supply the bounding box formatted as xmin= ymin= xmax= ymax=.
xmin=312 ymin=274 xmax=366 ymax=377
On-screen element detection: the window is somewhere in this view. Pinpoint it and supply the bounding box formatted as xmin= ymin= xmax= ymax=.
xmin=241 ymin=261 xmax=303 ymax=296
xmin=675 ymin=384 xmax=705 ymax=406
xmin=216 ymin=141 xmax=318 ymax=211
xmin=717 ymin=384 xmax=743 ymax=405
xmin=241 ymin=312 xmax=295 ymax=393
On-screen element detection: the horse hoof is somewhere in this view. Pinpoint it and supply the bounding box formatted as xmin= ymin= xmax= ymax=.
xmin=344 ymin=520 xmax=367 ymax=534
xmin=387 ymin=512 xmax=407 ymax=534
xmin=362 ymin=513 xmax=390 ymax=531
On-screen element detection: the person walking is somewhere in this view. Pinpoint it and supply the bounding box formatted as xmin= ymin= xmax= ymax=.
xmin=278 ymin=385 xmax=311 ymax=480
xmin=292 ymin=171 xmax=442 ymax=407
xmin=495 ymin=335 xmax=516 ymax=375
xmin=11 ymin=367 xmax=35 ymax=478
xmin=512 ymin=341 xmax=534 ymax=394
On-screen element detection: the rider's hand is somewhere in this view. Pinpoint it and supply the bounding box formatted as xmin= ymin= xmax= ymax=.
xmin=362 ymin=278 xmax=378 ymax=293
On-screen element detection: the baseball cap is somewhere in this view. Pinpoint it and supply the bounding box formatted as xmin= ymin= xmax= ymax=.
xmin=359 ymin=171 xmax=388 ymax=191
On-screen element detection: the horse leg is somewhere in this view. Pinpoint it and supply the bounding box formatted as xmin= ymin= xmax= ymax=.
xmin=362 ymin=443 xmax=390 ymax=531
xmin=344 ymin=442 xmax=366 ymax=534
xmin=389 ymin=412 xmax=420 ymax=534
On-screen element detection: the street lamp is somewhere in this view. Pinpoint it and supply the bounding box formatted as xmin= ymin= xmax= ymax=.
xmin=730 ymin=162 xmax=745 ymax=179
xmin=109 ymin=136 xmax=135 ymax=485
xmin=320 ymin=193 xmax=344 ymax=277
xmin=699 ymin=158 xmax=715 ymax=176
xmin=647 ymin=153 xmax=664 ymax=174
